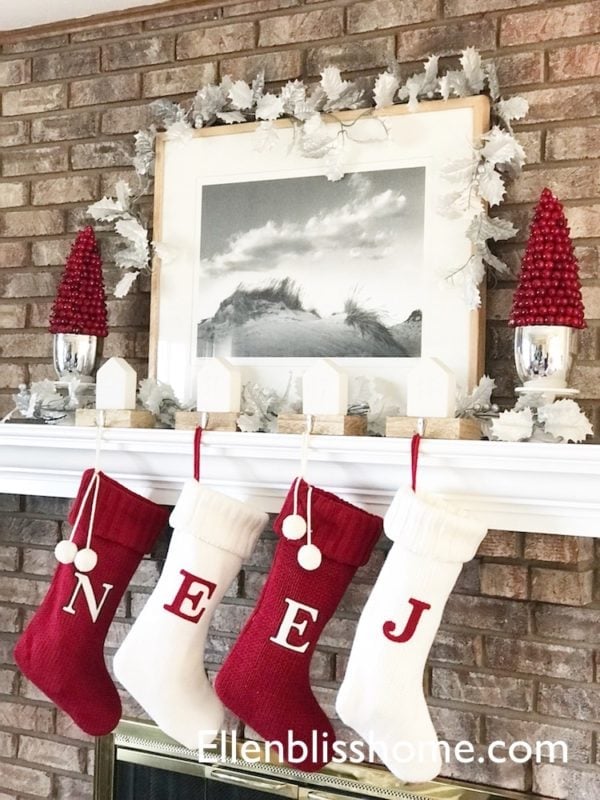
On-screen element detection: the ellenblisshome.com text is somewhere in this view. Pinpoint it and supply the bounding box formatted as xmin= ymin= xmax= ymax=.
xmin=198 ymin=730 xmax=569 ymax=767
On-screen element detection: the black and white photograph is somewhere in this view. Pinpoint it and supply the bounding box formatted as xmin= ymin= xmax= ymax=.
xmin=196 ymin=167 xmax=425 ymax=358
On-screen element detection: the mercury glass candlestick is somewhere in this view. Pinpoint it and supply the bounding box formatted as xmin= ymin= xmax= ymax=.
xmin=53 ymin=333 xmax=98 ymax=380
xmin=514 ymin=325 xmax=577 ymax=398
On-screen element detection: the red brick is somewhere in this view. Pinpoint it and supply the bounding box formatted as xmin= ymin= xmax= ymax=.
xmin=520 ymin=85 xmax=600 ymax=124
xmin=306 ymin=36 xmax=395 ymax=75
xmin=493 ymin=50 xmax=544 ymax=89
xmin=431 ymin=667 xmax=534 ymax=710
xmin=17 ymin=735 xmax=82 ymax=772
xmin=2 ymin=83 xmax=66 ymax=116
xmin=524 ymin=533 xmax=594 ymax=563
xmin=221 ymin=50 xmax=302 ymax=81
xmin=70 ymin=74 xmax=141 ymax=107
xmin=501 ymin=1 xmax=600 ymax=46
xmin=538 ymin=682 xmax=600 ymax=721
xmin=103 ymin=35 xmax=175 ymax=70
xmin=444 ymin=0 xmax=539 ymax=15
xmin=31 ymin=110 xmax=98 ymax=143
xmin=71 ymin=140 xmax=134 ymax=170
xmin=0 ymin=58 xmax=31 ymax=87
xmin=0 ymin=209 xmax=64 ymax=238
xmin=0 ymin=120 xmax=29 ymax=147
xmin=506 ymin=165 xmax=600 ymax=204
xmin=546 ymin=125 xmax=600 ymax=161
xmin=397 ymin=18 xmax=496 ymax=61
xmin=0 ymin=762 xmax=52 ymax=795
xmin=480 ymin=563 xmax=528 ymax=600
xmin=259 ymin=8 xmax=343 ymax=47
xmin=485 ymin=637 xmax=593 ymax=680
xmin=430 ymin=630 xmax=483 ymax=665
xmin=347 ymin=0 xmax=436 ymax=34
xmin=533 ymin=764 xmax=600 ymax=800
xmin=2 ymin=145 xmax=68 ymax=177
xmin=101 ymin=104 xmax=153 ymax=135
xmin=177 ymin=23 xmax=254 ymax=59
xmin=32 ymin=48 xmax=100 ymax=80
xmin=32 ymin=175 xmax=98 ymax=206
xmin=535 ymin=604 xmax=600 ymax=643
xmin=549 ymin=42 xmax=600 ymax=81
xmin=0 ymin=243 xmax=28 ymax=269
xmin=443 ymin=594 xmax=529 ymax=633
xmin=142 ymin=63 xmax=217 ymax=97
xmin=531 ymin=568 xmax=594 ymax=606
xmin=478 ymin=530 xmax=522 ymax=558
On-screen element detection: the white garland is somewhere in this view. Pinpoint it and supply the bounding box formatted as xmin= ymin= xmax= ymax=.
xmin=88 ymin=47 xmax=528 ymax=306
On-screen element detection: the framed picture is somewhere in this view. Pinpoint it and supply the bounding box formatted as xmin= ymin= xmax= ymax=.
xmin=150 ymin=96 xmax=489 ymax=408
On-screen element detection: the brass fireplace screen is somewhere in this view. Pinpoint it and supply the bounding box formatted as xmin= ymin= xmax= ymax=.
xmin=94 ymin=721 xmax=541 ymax=800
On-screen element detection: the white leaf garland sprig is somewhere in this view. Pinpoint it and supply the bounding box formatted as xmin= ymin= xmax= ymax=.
xmin=537 ymin=399 xmax=593 ymax=443
xmin=491 ymin=408 xmax=535 ymax=442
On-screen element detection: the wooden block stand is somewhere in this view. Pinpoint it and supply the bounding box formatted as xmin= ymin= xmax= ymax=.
xmin=277 ymin=413 xmax=367 ymax=436
xmin=385 ymin=416 xmax=481 ymax=440
xmin=175 ymin=411 xmax=238 ymax=432
xmin=75 ymin=409 xmax=155 ymax=428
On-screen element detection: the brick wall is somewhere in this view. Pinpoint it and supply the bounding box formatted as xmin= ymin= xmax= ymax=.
xmin=0 ymin=498 xmax=599 ymax=799
xmin=0 ymin=1 xmax=599 ymax=798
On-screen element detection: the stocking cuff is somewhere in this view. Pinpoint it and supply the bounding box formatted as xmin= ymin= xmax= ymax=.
xmin=384 ymin=487 xmax=487 ymax=564
xmin=274 ymin=479 xmax=382 ymax=567
xmin=170 ymin=480 xmax=268 ymax=560
xmin=68 ymin=470 xmax=169 ymax=555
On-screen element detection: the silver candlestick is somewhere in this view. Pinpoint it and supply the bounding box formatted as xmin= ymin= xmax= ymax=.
xmin=53 ymin=333 xmax=98 ymax=381
xmin=514 ymin=325 xmax=578 ymax=400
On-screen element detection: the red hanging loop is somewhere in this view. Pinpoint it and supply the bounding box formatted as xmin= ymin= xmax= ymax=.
xmin=193 ymin=426 xmax=203 ymax=482
xmin=410 ymin=433 xmax=421 ymax=492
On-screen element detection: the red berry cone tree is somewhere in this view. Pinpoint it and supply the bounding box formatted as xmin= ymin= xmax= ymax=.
xmin=49 ymin=226 xmax=108 ymax=338
xmin=509 ymin=188 xmax=586 ymax=329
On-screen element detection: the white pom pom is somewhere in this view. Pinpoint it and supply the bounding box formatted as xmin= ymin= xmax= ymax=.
xmin=54 ymin=540 xmax=78 ymax=565
xmin=298 ymin=543 xmax=322 ymax=571
xmin=74 ymin=548 xmax=98 ymax=573
xmin=282 ymin=514 xmax=307 ymax=540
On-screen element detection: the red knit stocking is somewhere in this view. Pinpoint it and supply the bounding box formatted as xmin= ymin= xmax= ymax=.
xmin=14 ymin=470 xmax=169 ymax=736
xmin=215 ymin=479 xmax=382 ymax=771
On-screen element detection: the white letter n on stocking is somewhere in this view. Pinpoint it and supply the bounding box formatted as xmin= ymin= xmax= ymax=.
xmin=269 ymin=598 xmax=319 ymax=653
xmin=63 ymin=572 xmax=114 ymax=623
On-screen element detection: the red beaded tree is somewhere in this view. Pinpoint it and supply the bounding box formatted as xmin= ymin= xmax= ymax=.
xmin=509 ymin=188 xmax=585 ymax=329
xmin=49 ymin=226 xmax=108 ymax=338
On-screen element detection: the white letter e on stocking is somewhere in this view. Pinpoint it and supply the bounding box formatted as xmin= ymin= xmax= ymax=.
xmin=269 ymin=598 xmax=319 ymax=653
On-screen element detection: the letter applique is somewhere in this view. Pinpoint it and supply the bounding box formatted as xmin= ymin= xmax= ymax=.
xmin=62 ymin=572 xmax=114 ymax=624
xmin=163 ymin=569 xmax=217 ymax=623
xmin=382 ymin=598 xmax=431 ymax=643
xmin=269 ymin=597 xmax=319 ymax=653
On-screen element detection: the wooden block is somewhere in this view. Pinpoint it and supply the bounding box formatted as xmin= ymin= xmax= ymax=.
xmin=75 ymin=409 xmax=155 ymax=428
xmin=174 ymin=411 xmax=238 ymax=432
xmin=385 ymin=416 xmax=481 ymax=440
xmin=277 ymin=413 xmax=367 ymax=436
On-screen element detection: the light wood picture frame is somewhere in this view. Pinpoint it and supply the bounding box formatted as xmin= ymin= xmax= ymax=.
xmin=149 ymin=96 xmax=490 ymax=408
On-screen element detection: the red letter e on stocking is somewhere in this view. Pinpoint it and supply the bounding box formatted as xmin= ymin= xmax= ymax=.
xmin=164 ymin=569 xmax=217 ymax=623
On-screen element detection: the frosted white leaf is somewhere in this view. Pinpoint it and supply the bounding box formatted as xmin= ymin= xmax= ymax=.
xmin=114 ymin=271 xmax=139 ymax=298
xmin=494 ymin=96 xmax=529 ymax=129
xmin=280 ymin=80 xmax=306 ymax=115
xmin=406 ymin=76 xmax=422 ymax=111
xmin=251 ymin=71 xmax=265 ymax=102
xmin=324 ymin=145 xmax=345 ymax=181
xmin=217 ymin=110 xmax=247 ymax=124
xmin=255 ymin=93 xmax=284 ymax=121
xmin=477 ymin=241 xmax=511 ymax=275
xmin=193 ymin=83 xmax=228 ymax=124
xmin=467 ymin=212 xmax=517 ymax=244
xmin=87 ymin=196 xmax=128 ymax=222
xmin=220 ymin=75 xmax=233 ymax=94
xmin=237 ymin=413 xmax=262 ymax=433
xmin=456 ymin=375 xmax=496 ymax=417
xmin=491 ymin=408 xmax=534 ymax=442
xmin=442 ymin=155 xmax=477 ymax=183
xmin=538 ymin=399 xmax=593 ymax=443
xmin=133 ymin=129 xmax=156 ymax=177
xmin=439 ymin=74 xmax=450 ymax=101
xmin=116 ymin=217 xmax=148 ymax=247
xmin=323 ymin=83 xmax=363 ymax=112
xmin=460 ymin=47 xmax=485 ymax=93
xmin=477 ymin=161 xmax=506 ymax=206
xmin=150 ymin=99 xmax=185 ymax=127
xmin=423 ymin=54 xmax=439 ymax=89
xmin=484 ymin=61 xmax=500 ymax=101
xmin=440 ymin=70 xmax=469 ymax=99
xmin=254 ymin=120 xmax=280 ymax=152
xmin=373 ymin=71 xmax=399 ymax=108
xmin=228 ymin=80 xmax=254 ymax=110
xmin=439 ymin=190 xmax=466 ymax=218
xmin=481 ymin=126 xmax=526 ymax=170
xmin=320 ymin=66 xmax=348 ymax=101
xmin=165 ymin=119 xmax=194 ymax=142
xmin=115 ymin=180 xmax=132 ymax=212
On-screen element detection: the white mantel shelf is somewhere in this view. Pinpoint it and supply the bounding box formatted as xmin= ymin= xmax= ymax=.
xmin=0 ymin=424 xmax=598 ymax=538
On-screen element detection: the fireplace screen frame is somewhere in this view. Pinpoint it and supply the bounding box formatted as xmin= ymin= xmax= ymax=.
xmin=94 ymin=720 xmax=544 ymax=800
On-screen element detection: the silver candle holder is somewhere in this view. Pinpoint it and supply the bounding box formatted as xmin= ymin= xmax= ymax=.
xmin=53 ymin=333 xmax=98 ymax=381
xmin=514 ymin=325 xmax=578 ymax=401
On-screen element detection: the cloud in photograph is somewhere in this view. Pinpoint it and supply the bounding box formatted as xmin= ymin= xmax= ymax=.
xmin=201 ymin=187 xmax=407 ymax=277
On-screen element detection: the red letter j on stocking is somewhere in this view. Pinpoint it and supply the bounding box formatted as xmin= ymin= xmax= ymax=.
xmin=383 ymin=598 xmax=431 ymax=643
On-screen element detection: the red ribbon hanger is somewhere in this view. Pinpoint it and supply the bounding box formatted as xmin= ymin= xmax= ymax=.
xmin=193 ymin=426 xmax=203 ymax=481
